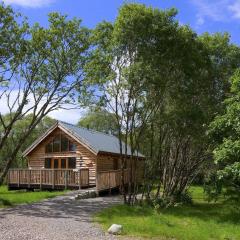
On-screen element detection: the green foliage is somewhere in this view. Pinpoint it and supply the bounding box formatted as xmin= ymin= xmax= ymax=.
xmin=0 ymin=3 xmax=91 ymax=184
xmin=0 ymin=186 xmax=66 ymax=208
xmin=0 ymin=2 xmax=29 ymax=76
xmin=208 ymin=69 xmax=240 ymax=202
xmin=150 ymin=190 xmax=193 ymax=212
xmin=83 ymin=3 xmax=240 ymax=202
xmin=0 ymin=114 xmax=55 ymax=170
xmin=78 ymin=109 xmax=118 ymax=134
xmin=95 ymin=186 xmax=240 ymax=240
xmin=199 ymin=32 xmax=240 ymax=108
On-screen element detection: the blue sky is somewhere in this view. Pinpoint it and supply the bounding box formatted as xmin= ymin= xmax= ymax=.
xmin=3 ymin=0 xmax=240 ymax=44
xmin=2 ymin=0 xmax=240 ymax=123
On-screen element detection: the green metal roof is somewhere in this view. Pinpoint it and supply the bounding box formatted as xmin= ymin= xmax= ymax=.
xmin=59 ymin=121 xmax=144 ymax=157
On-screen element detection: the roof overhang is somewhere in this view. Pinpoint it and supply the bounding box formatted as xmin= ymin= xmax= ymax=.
xmin=98 ymin=150 xmax=145 ymax=159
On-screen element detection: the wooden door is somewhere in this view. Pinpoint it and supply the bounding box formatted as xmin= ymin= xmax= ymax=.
xmin=50 ymin=158 xmax=68 ymax=169
xmin=60 ymin=158 xmax=68 ymax=169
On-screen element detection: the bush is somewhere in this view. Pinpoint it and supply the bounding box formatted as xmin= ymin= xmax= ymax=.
xmin=173 ymin=191 xmax=193 ymax=205
xmin=151 ymin=191 xmax=193 ymax=212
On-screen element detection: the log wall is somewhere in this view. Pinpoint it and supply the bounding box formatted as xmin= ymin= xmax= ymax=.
xmin=27 ymin=128 xmax=96 ymax=185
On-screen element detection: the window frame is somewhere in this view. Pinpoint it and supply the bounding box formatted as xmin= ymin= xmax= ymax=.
xmin=53 ymin=134 xmax=61 ymax=152
xmin=45 ymin=134 xmax=77 ymax=153
xmin=61 ymin=136 xmax=69 ymax=152
xmin=44 ymin=158 xmax=51 ymax=169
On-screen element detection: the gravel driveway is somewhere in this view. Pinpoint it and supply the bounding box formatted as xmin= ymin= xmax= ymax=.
xmin=0 ymin=192 xmax=122 ymax=240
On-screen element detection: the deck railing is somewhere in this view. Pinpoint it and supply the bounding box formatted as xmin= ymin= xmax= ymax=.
xmin=97 ymin=169 xmax=130 ymax=191
xmin=8 ymin=168 xmax=138 ymax=192
xmin=8 ymin=168 xmax=89 ymax=190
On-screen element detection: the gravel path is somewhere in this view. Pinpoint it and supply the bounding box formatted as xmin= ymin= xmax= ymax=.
xmin=0 ymin=192 xmax=123 ymax=240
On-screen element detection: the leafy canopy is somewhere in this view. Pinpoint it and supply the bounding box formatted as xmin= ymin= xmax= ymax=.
xmin=208 ymin=69 xmax=240 ymax=200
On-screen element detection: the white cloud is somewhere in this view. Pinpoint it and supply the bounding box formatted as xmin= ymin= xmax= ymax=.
xmin=48 ymin=108 xmax=85 ymax=124
xmin=228 ymin=1 xmax=240 ymax=19
xmin=196 ymin=15 xmax=205 ymax=26
xmin=191 ymin=0 xmax=240 ymax=26
xmin=191 ymin=0 xmax=229 ymax=25
xmin=2 ymin=0 xmax=55 ymax=8
xmin=0 ymin=89 xmax=84 ymax=124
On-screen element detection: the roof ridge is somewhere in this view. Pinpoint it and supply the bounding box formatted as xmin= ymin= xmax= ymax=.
xmin=58 ymin=120 xmax=117 ymax=138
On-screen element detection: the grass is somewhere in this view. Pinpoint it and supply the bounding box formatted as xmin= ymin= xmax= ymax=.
xmin=95 ymin=186 xmax=240 ymax=240
xmin=0 ymin=186 xmax=66 ymax=208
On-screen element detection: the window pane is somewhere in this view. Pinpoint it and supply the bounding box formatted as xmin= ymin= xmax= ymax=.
xmin=61 ymin=137 xmax=68 ymax=152
xmin=45 ymin=142 xmax=53 ymax=153
xmin=69 ymin=141 xmax=76 ymax=151
xmin=53 ymin=135 xmax=60 ymax=152
xmin=44 ymin=158 xmax=51 ymax=168
xmin=68 ymin=157 xmax=76 ymax=169
xmin=54 ymin=159 xmax=58 ymax=169
xmin=61 ymin=159 xmax=66 ymax=169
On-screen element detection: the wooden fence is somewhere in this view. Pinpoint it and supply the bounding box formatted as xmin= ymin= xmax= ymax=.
xmin=8 ymin=168 xmax=89 ymax=190
xmin=96 ymin=169 xmax=130 ymax=191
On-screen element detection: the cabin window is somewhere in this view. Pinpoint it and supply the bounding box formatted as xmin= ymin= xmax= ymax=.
xmin=68 ymin=157 xmax=76 ymax=169
xmin=61 ymin=158 xmax=66 ymax=169
xmin=45 ymin=142 xmax=53 ymax=153
xmin=53 ymin=159 xmax=59 ymax=169
xmin=44 ymin=158 xmax=51 ymax=168
xmin=69 ymin=141 xmax=76 ymax=151
xmin=45 ymin=134 xmax=77 ymax=153
xmin=61 ymin=137 xmax=68 ymax=152
xmin=53 ymin=135 xmax=60 ymax=152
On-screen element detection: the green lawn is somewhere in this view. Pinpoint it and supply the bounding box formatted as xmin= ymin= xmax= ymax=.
xmin=95 ymin=186 xmax=240 ymax=240
xmin=0 ymin=186 xmax=66 ymax=208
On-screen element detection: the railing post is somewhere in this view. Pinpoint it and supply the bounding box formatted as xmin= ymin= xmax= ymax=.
xmin=109 ymin=171 xmax=111 ymax=194
xmin=78 ymin=170 xmax=81 ymax=190
xmin=96 ymin=172 xmax=98 ymax=192
xmin=7 ymin=170 xmax=10 ymax=189
xmin=40 ymin=170 xmax=42 ymax=190
xmin=88 ymin=169 xmax=89 ymax=187
xmin=52 ymin=170 xmax=55 ymax=189
xmin=65 ymin=170 xmax=68 ymax=190
xmin=18 ymin=170 xmax=20 ymax=187
xmin=28 ymin=170 xmax=31 ymax=188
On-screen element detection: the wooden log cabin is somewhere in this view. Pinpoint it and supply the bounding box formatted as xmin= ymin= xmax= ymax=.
xmin=8 ymin=121 xmax=145 ymax=192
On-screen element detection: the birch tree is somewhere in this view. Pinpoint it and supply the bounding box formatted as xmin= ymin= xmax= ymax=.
xmin=84 ymin=4 xmax=184 ymax=204
xmin=0 ymin=4 xmax=90 ymax=184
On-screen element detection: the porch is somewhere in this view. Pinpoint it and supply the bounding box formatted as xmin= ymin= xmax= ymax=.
xmin=8 ymin=168 xmax=130 ymax=192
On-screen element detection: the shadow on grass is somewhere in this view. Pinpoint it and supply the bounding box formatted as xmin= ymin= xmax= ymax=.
xmin=0 ymin=191 xmax=27 ymax=195
xmin=0 ymin=198 xmax=13 ymax=207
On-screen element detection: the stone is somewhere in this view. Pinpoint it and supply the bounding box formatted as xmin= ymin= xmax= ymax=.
xmin=107 ymin=224 xmax=122 ymax=235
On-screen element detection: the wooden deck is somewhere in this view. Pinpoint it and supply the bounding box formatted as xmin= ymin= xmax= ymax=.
xmin=8 ymin=169 xmax=90 ymax=190
xmin=8 ymin=168 xmax=131 ymax=191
